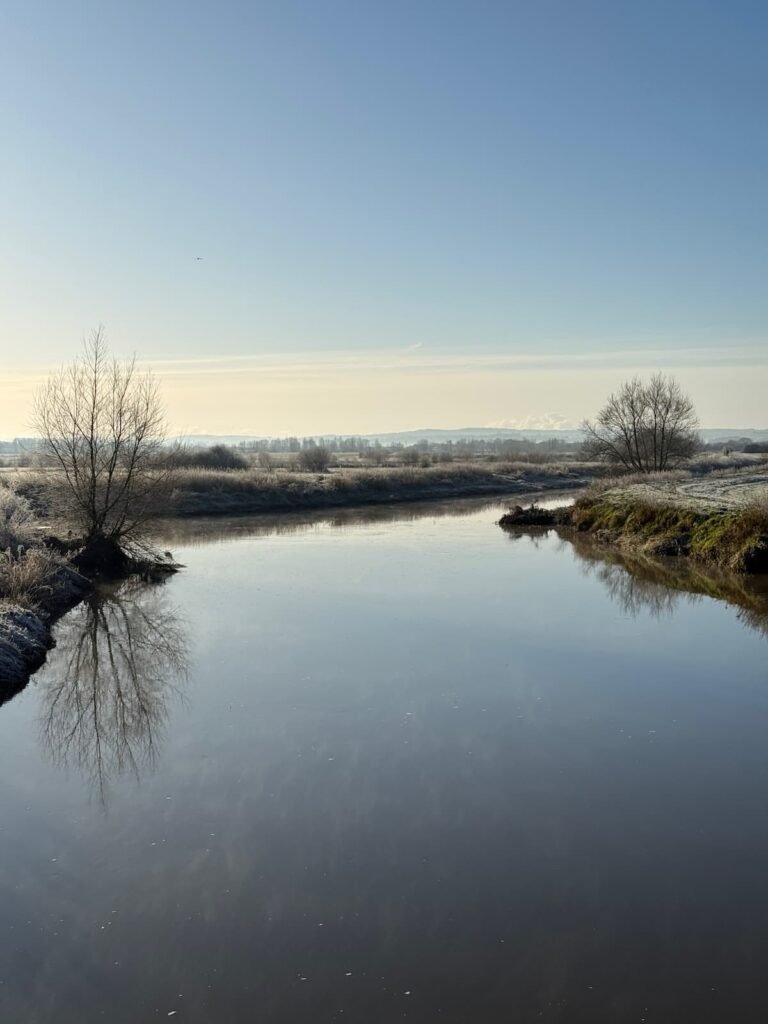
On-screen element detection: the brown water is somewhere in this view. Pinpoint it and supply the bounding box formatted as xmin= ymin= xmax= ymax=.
xmin=1 ymin=497 xmax=768 ymax=1023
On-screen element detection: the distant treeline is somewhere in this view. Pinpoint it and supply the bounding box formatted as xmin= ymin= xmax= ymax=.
xmin=2 ymin=433 xmax=766 ymax=470
xmin=232 ymin=434 xmax=584 ymax=457
xmin=136 ymin=433 xmax=768 ymax=471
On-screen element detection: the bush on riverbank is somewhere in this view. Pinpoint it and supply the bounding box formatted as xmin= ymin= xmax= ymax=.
xmin=0 ymin=486 xmax=37 ymax=554
xmin=1 ymin=486 xmax=61 ymax=611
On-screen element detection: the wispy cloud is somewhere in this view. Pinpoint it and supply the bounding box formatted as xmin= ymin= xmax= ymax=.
xmin=133 ymin=342 xmax=768 ymax=380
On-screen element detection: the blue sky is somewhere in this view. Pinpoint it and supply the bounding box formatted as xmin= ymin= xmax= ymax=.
xmin=1 ymin=0 xmax=766 ymax=432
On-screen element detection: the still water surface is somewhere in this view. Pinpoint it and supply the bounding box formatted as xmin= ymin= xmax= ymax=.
xmin=2 ymin=498 xmax=768 ymax=1023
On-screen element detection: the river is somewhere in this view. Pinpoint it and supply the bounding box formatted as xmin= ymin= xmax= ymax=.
xmin=1 ymin=496 xmax=767 ymax=1023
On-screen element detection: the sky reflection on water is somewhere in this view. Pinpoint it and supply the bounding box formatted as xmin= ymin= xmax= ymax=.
xmin=0 ymin=499 xmax=767 ymax=1023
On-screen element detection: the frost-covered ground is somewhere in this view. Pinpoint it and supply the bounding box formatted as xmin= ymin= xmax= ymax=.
xmin=615 ymin=473 xmax=768 ymax=513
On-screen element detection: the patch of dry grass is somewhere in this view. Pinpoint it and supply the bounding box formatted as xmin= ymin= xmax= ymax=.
xmin=0 ymin=547 xmax=64 ymax=608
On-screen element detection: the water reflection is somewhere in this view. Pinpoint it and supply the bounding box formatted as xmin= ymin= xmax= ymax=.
xmin=572 ymin=543 xmax=697 ymax=619
xmin=570 ymin=536 xmax=768 ymax=636
xmin=150 ymin=491 xmax=578 ymax=548
xmin=504 ymin=525 xmax=768 ymax=638
xmin=39 ymin=580 xmax=188 ymax=800
xmin=5 ymin=499 xmax=768 ymax=1022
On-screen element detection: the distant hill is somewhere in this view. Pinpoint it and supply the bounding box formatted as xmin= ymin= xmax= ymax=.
xmin=164 ymin=427 xmax=768 ymax=447
xmin=360 ymin=427 xmax=585 ymax=444
xmin=0 ymin=437 xmax=41 ymax=454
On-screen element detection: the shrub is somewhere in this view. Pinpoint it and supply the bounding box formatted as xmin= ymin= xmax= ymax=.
xmin=0 ymin=486 xmax=37 ymax=553
xmin=400 ymin=448 xmax=422 ymax=466
xmin=168 ymin=443 xmax=248 ymax=470
xmin=298 ymin=446 xmax=332 ymax=472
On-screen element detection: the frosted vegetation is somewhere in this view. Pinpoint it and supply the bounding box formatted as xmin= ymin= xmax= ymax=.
xmin=0 ymin=486 xmax=36 ymax=554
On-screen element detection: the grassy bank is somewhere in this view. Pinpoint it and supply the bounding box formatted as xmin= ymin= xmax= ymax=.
xmin=167 ymin=461 xmax=595 ymax=516
xmin=1 ymin=487 xmax=87 ymax=688
xmin=569 ymin=480 xmax=768 ymax=574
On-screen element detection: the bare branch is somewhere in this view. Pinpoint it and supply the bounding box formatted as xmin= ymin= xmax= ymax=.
xmin=581 ymin=374 xmax=699 ymax=472
xmin=34 ymin=329 xmax=169 ymax=543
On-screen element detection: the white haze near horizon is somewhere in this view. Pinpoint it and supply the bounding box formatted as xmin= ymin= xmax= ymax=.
xmin=1 ymin=346 xmax=766 ymax=439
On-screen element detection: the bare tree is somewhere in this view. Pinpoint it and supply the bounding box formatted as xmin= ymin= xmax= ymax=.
xmin=582 ymin=373 xmax=698 ymax=472
xmin=34 ymin=328 xmax=168 ymax=546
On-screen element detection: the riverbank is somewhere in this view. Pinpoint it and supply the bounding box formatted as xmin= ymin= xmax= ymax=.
xmin=0 ymin=538 xmax=179 ymax=696
xmin=570 ymin=475 xmax=768 ymax=574
xmin=168 ymin=462 xmax=594 ymax=516
xmin=500 ymin=472 xmax=768 ymax=574
xmin=0 ymin=561 xmax=90 ymax=695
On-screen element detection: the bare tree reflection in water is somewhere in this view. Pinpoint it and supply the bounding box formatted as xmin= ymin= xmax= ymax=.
xmin=577 ymin=551 xmax=693 ymax=619
xmin=565 ymin=533 xmax=768 ymax=637
xmin=500 ymin=523 xmax=768 ymax=638
xmin=40 ymin=580 xmax=189 ymax=801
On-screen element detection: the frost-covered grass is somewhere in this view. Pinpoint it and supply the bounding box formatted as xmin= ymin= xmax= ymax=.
xmin=0 ymin=483 xmax=68 ymax=610
xmin=687 ymin=451 xmax=767 ymax=474
xmin=583 ymin=457 xmax=768 ymax=499
xmin=0 ymin=484 xmax=37 ymax=553
xmin=157 ymin=457 xmax=764 ymax=518
xmin=0 ymin=485 xmax=69 ymax=687
xmin=170 ymin=460 xmax=586 ymax=491
xmin=571 ymin=472 xmax=768 ymax=574
xmin=164 ymin=461 xmax=595 ymax=515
